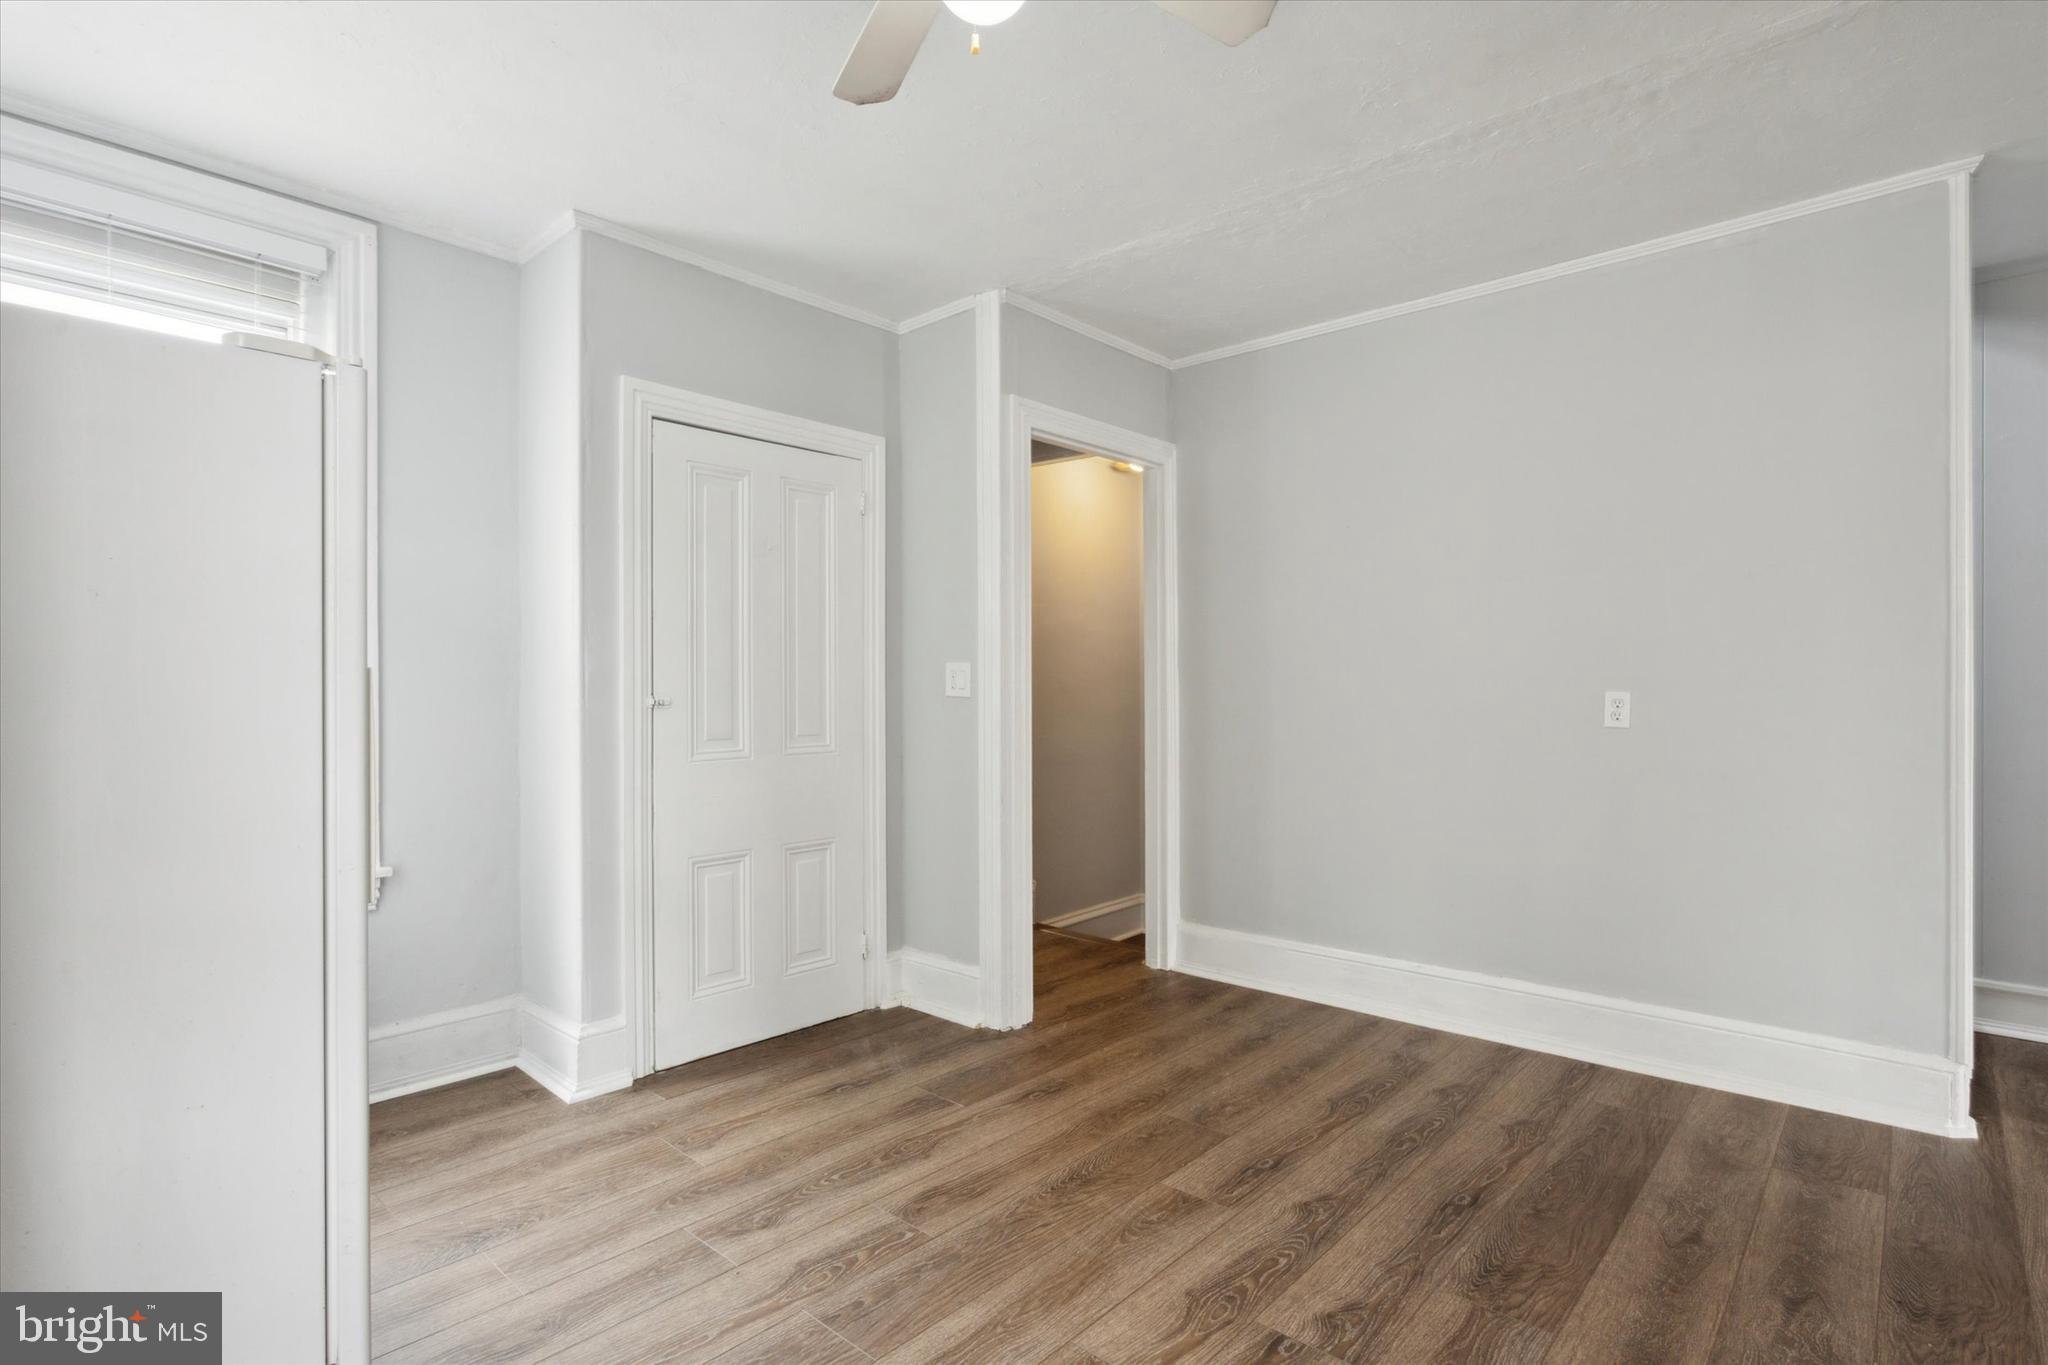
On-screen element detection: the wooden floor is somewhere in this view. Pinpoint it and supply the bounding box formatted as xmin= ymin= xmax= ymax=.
xmin=370 ymin=930 xmax=2048 ymax=1364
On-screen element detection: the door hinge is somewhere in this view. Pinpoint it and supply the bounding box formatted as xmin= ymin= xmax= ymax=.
xmin=861 ymin=932 xmax=870 ymax=960
xmin=858 ymin=493 xmax=868 ymax=516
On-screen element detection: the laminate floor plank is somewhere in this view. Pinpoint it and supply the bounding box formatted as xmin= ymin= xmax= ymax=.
xmin=539 ymin=1208 xmax=925 ymax=1365
xmin=1170 ymin=1321 xmax=1346 ymax=1365
xmin=687 ymin=990 xmax=1290 ymax=1265
xmin=372 ymin=1085 xmax=668 ymax=1197
xmin=644 ymin=1011 xmax=971 ymax=1119
xmin=1356 ymin=1289 xmax=1554 ymax=1365
xmin=1255 ymin=1051 xmax=1598 ymax=1360
xmin=363 ymin=940 xmax=2046 ymax=1365
xmin=371 ymin=1068 xmax=549 ymax=1147
xmin=1984 ymin=1031 xmax=2048 ymax=1125
xmin=1030 ymin=929 xmax=1131 ymax=986
xmin=1542 ymin=1090 xmax=1786 ymax=1364
xmin=1774 ymin=1108 xmax=1893 ymax=1193
xmin=370 ymin=1252 xmax=521 ymax=1358
xmin=1581 ymin=1068 xmax=1699 ymax=1118
xmin=490 ymin=1089 xmax=956 ymax=1288
xmin=686 ymin=1061 xmax=1139 ymax=1264
xmin=1983 ymin=1112 xmax=2048 ymax=1357
xmin=924 ymin=976 xmax=1224 ymax=1107
xmin=1357 ymin=1096 xmax=1679 ymax=1363
xmin=1174 ymin=1012 xmax=1385 ymax=1136
xmin=1165 ymin=1023 xmax=1458 ymax=1209
xmin=875 ymin=1186 xmax=1231 ymax=1365
xmin=1877 ymin=1127 xmax=2041 ymax=1364
xmin=660 ymin=1055 xmax=936 ymax=1165
xmin=379 ymin=1227 xmax=730 ymax=1365
xmin=377 ymin=1099 xmax=685 ymax=1227
xmin=636 ymin=1004 xmax=932 ymax=1102
xmin=1704 ymin=1168 xmax=1885 ymax=1365
xmin=886 ymin=988 xmax=1302 ymax=1234
xmin=370 ymin=1136 xmax=695 ymax=1292
xmin=1073 ymin=1034 xmax=1522 ymax=1363
xmin=815 ymin=1114 xmax=1224 ymax=1356
xmin=706 ymin=1308 xmax=870 ymax=1364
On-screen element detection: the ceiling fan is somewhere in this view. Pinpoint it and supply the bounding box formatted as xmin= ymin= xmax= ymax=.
xmin=834 ymin=0 xmax=1279 ymax=105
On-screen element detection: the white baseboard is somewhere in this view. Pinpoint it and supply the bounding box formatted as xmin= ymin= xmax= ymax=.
xmin=1041 ymin=893 xmax=1144 ymax=931
xmin=1176 ymin=922 xmax=1971 ymax=1138
xmin=888 ymin=948 xmax=983 ymax=1027
xmin=367 ymin=996 xmax=521 ymax=1103
xmin=365 ymin=992 xmax=635 ymax=1106
xmin=1977 ymin=978 xmax=2048 ymax=1045
xmin=518 ymin=1000 xmax=633 ymax=1103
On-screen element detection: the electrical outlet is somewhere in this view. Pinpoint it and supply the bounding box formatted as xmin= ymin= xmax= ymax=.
xmin=945 ymin=662 xmax=972 ymax=698
xmin=1604 ymin=691 xmax=1631 ymax=728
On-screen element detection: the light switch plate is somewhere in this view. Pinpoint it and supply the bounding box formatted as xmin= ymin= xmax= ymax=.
xmin=945 ymin=662 xmax=972 ymax=698
xmin=1604 ymin=691 xmax=1631 ymax=728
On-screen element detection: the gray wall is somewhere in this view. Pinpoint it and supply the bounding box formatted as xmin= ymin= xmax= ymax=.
xmin=370 ymin=229 xmax=523 ymax=1029
xmin=893 ymin=313 xmax=982 ymax=963
xmin=1004 ymin=304 xmax=1171 ymax=441
xmin=1170 ymin=185 xmax=1956 ymax=1056
xmin=1979 ymin=266 xmax=2048 ymax=993
xmin=577 ymin=232 xmax=895 ymax=1019
xmin=1032 ymin=456 xmax=1145 ymax=921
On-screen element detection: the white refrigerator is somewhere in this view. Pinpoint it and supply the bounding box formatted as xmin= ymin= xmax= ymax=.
xmin=1 ymin=303 xmax=345 ymax=1362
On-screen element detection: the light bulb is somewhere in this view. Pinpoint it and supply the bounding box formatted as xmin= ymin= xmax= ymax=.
xmin=944 ymin=0 xmax=1024 ymax=24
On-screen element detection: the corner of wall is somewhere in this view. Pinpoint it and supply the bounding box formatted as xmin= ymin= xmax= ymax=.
xmin=515 ymin=229 xmax=587 ymax=1036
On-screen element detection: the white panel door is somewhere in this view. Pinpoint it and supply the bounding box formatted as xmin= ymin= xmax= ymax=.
xmin=651 ymin=420 xmax=867 ymax=1069
xmin=0 ymin=305 xmax=327 ymax=1363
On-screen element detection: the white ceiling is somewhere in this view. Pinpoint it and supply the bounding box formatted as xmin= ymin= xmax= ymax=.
xmin=1 ymin=0 xmax=2042 ymax=360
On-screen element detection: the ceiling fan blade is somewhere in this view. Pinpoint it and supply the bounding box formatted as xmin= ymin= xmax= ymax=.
xmin=834 ymin=0 xmax=942 ymax=105
xmin=1152 ymin=0 xmax=1277 ymax=46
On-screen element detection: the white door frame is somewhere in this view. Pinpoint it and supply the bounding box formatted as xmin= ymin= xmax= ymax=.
xmin=982 ymin=396 xmax=1181 ymax=1031
xmin=618 ymin=377 xmax=889 ymax=1078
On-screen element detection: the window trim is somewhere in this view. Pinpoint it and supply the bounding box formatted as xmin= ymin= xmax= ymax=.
xmin=1 ymin=114 xmax=374 ymax=360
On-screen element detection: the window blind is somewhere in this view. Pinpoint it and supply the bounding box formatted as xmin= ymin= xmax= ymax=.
xmin=0 ymin=197 xmax=314 ymax=338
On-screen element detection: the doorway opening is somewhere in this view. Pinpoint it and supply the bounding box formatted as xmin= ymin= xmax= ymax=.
xmin=984 ymin=399 xmax=1180 ymax=1029
xmin=1030 ymin=444 xmax=1147 ymax=957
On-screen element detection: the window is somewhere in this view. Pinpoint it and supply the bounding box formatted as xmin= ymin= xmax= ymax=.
xmin=0 ymin=197 xmax=314 ymax=341
xmin=0 ymin=115 xmax=372 ymax=362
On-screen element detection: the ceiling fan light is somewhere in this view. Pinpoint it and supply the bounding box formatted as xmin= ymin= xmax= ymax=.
xmin=943 ymin=0 xmax=1024 ymax=24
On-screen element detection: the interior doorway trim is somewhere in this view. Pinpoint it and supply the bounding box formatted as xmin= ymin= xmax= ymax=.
xmin=984 ymin=397 xmax=1181 ymax=1031
xmin=617 ymin=377 xmax=889 ymax=1079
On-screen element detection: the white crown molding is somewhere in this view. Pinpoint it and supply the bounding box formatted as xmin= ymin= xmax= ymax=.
xmin=513 ymin=209 xmax=579 ymax=265
xmin=895 ymin=294 xmax=979 ymax=335
xmin=1975 ymin=254 xmax=2048 ymax=285
xmin=8 ymin=104 xmax=1995 ymax=378
xmin=1977 ymin=978 xmax=2048 ymax=1045
xmin=1170 ymin=156 xmax=1987 ymax=370
xmin=1177 ymin=922 xmax=1973 ymax=1138
xmin=548 ymin=210 xmax=899 ymax=333
xmin=1000 ymin=292 xmax=1174 ymax=369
